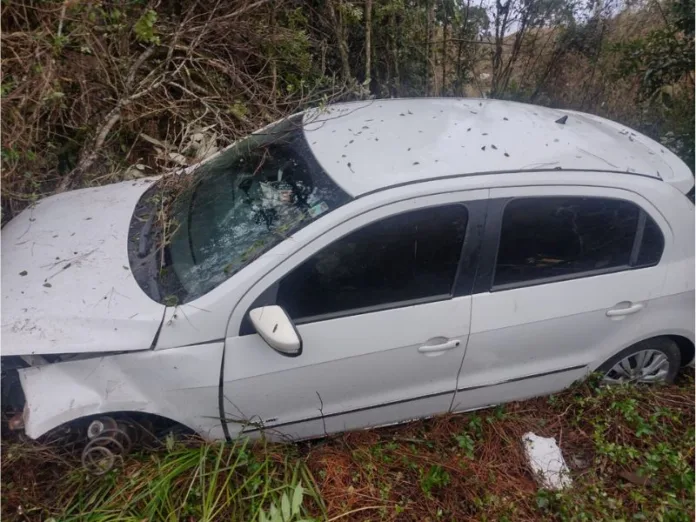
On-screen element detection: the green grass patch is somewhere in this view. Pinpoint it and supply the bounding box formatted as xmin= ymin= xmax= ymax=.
xmin=2 ymin=371 xmax=693 ymax=521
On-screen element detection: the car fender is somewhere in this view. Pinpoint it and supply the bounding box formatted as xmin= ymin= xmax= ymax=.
xmin=18 ymin=342 xmax=226 ymax=440
xmin=586 ymin=291 xmax=694 ymax=372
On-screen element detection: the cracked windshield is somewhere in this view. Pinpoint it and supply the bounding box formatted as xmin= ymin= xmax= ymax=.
xmin=168 ymin=116 xmax=350 ymax=302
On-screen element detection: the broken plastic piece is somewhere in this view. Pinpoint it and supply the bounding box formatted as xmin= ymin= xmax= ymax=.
xmin=522 ymin=432 xmax=573 ymax=490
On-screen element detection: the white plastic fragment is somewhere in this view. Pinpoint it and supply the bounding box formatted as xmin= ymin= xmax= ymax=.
xmin=522 ymin=432 xmax=573 ymax=490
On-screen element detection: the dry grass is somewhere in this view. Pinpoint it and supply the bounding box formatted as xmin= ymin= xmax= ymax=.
xmin=2 ymin=1 xmax=692 ymax=224
xmin=0 ymin=1 xmax=353 ymax=221
xmin=2 ymin=371 xmax=693 ymax=521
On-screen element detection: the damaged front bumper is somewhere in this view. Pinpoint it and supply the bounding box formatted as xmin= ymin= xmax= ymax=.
xmin=2 ymin=341 xmax=226 ymax=442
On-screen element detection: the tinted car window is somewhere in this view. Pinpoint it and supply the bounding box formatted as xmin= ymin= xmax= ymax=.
xmin=636 ymin=215 xmax=664 ymax=266
xmin=276 ymin=205 xmax=469 ymax=321
xmin=494 ymin=197 xmax=640 ymax=287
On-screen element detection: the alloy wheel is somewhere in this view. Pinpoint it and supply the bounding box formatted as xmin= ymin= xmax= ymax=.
xmin=601 ymin=349 xmax=671 ymax=384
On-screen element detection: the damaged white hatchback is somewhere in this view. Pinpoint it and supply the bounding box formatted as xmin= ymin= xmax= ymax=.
xmin=3 ymin=99 xmax=695 ymax=455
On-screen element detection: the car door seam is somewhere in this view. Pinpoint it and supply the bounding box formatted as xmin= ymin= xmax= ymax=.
xmin=218 ymin=345 xmax=232 ymax=441
xmin=449 ymin=198 xmax=490 ymax=411
xmin=455 ymin=364 xmax=587 ymax=393
xmin=239 ymin=364 xmax=586 ymax=435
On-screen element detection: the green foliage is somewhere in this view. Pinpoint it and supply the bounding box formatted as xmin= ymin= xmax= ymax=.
xmin=616 ymin=4 xmax=693 ymax=93
xmin=46 ymin=439 xmax=322 ymax=522
xmin=671 ymin=0 xmax=695 ymax=36
xmin=134 ymin=9 xmax=160 ymax=44
xmin=228 ymin=100 xmax=249 ymax=120
xmin=2 ymin=0 xmax=694 ymax=226
xmin=538 ymin=379 xmax=696 ymax=520
xmin=467 ymin=414 xmax=484 ymax=438
xmin=557 ymin=17 xmax=605 ymax=58
xmin=339 ymin=1 xmax=364 ymax=23
xmin=258 ymin=482 xmax=313 ymax=522
xmin=455 ymin=433 xmax=476 ymax=458
xmin=615 ymin=28 xmax=694 ymax=99
xmin=419 ymin=464 xmax=451 ymax=496
xmin=609 ymin=0 xmax=695 ymax=171
xmin=1 ymin=147 xmax=20 ymax=164
xmin=2 ymin=371 xmax=693 ymax=521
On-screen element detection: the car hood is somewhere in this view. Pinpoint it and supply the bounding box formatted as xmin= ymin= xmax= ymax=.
xmin=1 ymin=178 xmax=167 ymax=356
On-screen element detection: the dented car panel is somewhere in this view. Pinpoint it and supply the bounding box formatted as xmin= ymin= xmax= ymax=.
xmin=2 ymin=99 xmax=694 ymax=445
xmin=305 ymin=99 xmax=695 ymax=197
xmin=2 ymin=178 xmax=166 ymax=356
xmin=18 ymin=341 xmax=225 ymax=440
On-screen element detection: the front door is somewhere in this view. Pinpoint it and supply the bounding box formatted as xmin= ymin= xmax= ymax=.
xmin=452 ymin=185 xmax=670 ymax=412
xmin=222 ymin=190 xmax=487 ymax=440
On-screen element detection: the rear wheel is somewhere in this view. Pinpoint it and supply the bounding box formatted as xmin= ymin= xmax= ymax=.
xmin=598 ymin=337 xmax=681 ymax=385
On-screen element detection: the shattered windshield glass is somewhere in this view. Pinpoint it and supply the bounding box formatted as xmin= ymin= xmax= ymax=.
xmin=165 ymin=115 xmax=351 ymax=303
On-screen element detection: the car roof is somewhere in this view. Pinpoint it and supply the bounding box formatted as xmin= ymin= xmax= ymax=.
xmin=302 ymin=98 xmax=691 ymax=197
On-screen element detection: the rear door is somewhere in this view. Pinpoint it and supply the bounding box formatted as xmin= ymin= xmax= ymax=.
xmin=222 ymin=190 xmax=487 ymax=440
xmin=452 ymin=185 xmax=670 ymax=412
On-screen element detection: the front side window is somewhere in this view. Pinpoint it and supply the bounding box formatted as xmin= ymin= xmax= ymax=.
xmin=493 ymin=196 xmax=664 ymax=288
xmin=164 ymin=116 xmax=351 ymax=303
xmin=276 ymin=205 xmax=469 ymax=321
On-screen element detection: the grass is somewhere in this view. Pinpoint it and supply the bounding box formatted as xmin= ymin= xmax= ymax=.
xmin=2 ymin=371 xmax=694 ymax=521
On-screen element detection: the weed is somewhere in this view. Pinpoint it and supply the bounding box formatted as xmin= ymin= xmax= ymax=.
xmin=419 ymin=465 xmax=451 ymax=497
xmin=455 ymin=433 xmax=475 ymax=459
xmin=133 ymin=9 xmax=159 ymax=44
xmin=468 ymin=415 xmax=484 ymax=438
xmin=2 ymin=370 xmax=693 ymax=521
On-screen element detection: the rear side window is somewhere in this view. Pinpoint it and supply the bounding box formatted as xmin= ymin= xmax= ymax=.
xmin=494 ymin=197 xmax=663 ymax=288
xmin=636 ymin=216 xmax=664 ymax=266
xmin=277 ymin=205 xmax=469 ymax=321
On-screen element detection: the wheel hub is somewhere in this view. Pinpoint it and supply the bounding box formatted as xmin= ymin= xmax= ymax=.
xmin=602 ymin=349 xmax=670 ymax=385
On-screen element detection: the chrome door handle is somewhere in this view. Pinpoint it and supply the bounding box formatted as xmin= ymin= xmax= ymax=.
xmin=418 ymin=339 xmax=461 ymax=353
xmin=606 ymin=303 xmax=644 ymax=317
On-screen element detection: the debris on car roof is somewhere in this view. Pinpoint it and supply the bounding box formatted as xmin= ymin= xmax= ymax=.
xmin=304 ymin=98 xmax=693 ymax=196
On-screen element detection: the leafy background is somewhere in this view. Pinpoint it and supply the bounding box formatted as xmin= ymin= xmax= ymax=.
xmin=1 ymin=0 xmax=694 ymax=222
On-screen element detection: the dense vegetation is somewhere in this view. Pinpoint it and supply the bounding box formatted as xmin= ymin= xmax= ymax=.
xmin=2 ymin=373 xmax=694 ymax=521
xmin=1 ymin=0 xmax=694 ymax=222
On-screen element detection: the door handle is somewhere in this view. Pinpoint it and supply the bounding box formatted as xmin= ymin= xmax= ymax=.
xmin=606 ymin=303 xmax=644 ymax=317
xmin=418 ymin=339 xmax=461 ymax=354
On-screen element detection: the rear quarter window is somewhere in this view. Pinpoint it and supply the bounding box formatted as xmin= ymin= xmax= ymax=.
xmin=493 ymin=196 xmax=664 ymax=288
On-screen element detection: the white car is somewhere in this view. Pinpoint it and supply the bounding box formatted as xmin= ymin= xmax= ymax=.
xmin=3 ymin=98 xmax=694 ymax=445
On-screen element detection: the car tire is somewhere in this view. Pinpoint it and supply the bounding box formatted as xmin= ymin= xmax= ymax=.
xmin=597 ymin=337 xmax=681 ymax=385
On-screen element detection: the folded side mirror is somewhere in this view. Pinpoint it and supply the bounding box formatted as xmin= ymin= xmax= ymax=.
xmin=248 ymin=305 xmax=302 ymax=357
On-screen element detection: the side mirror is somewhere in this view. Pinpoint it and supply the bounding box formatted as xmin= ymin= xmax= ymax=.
xmin=248 ymin=305 xmax=302 ymax=357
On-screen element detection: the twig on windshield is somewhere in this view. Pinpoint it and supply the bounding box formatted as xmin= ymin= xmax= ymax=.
xmin=252 ymin=148 xmax=271 ymax=177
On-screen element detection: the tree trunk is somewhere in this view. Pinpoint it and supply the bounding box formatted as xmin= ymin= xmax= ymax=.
xmin=365 ymin=0 xmax=372 ymax=86
xmin=327 ymin=0 xmax=351 ymax=81
xmin=425 ymin=0 xmax=432 ymax=95
xmin=390 ymin=9 xmax=400 ymax=96
xmin=270 ymin=2 xmax=277 ymax=104
xmin=441 ymin=5 xmax=447 ymax=96
xmin=456 ymin=0 xmax=471 ymax=95
xmin=456 ymin=32 xmax=463 ymax=95
xmin=492 ymin=0 xmax=511 ymax=96
xmin=530 ymin=42 xmax=566 ymax=102
xmin=581 ymin=17 xmax=606 ymax=110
